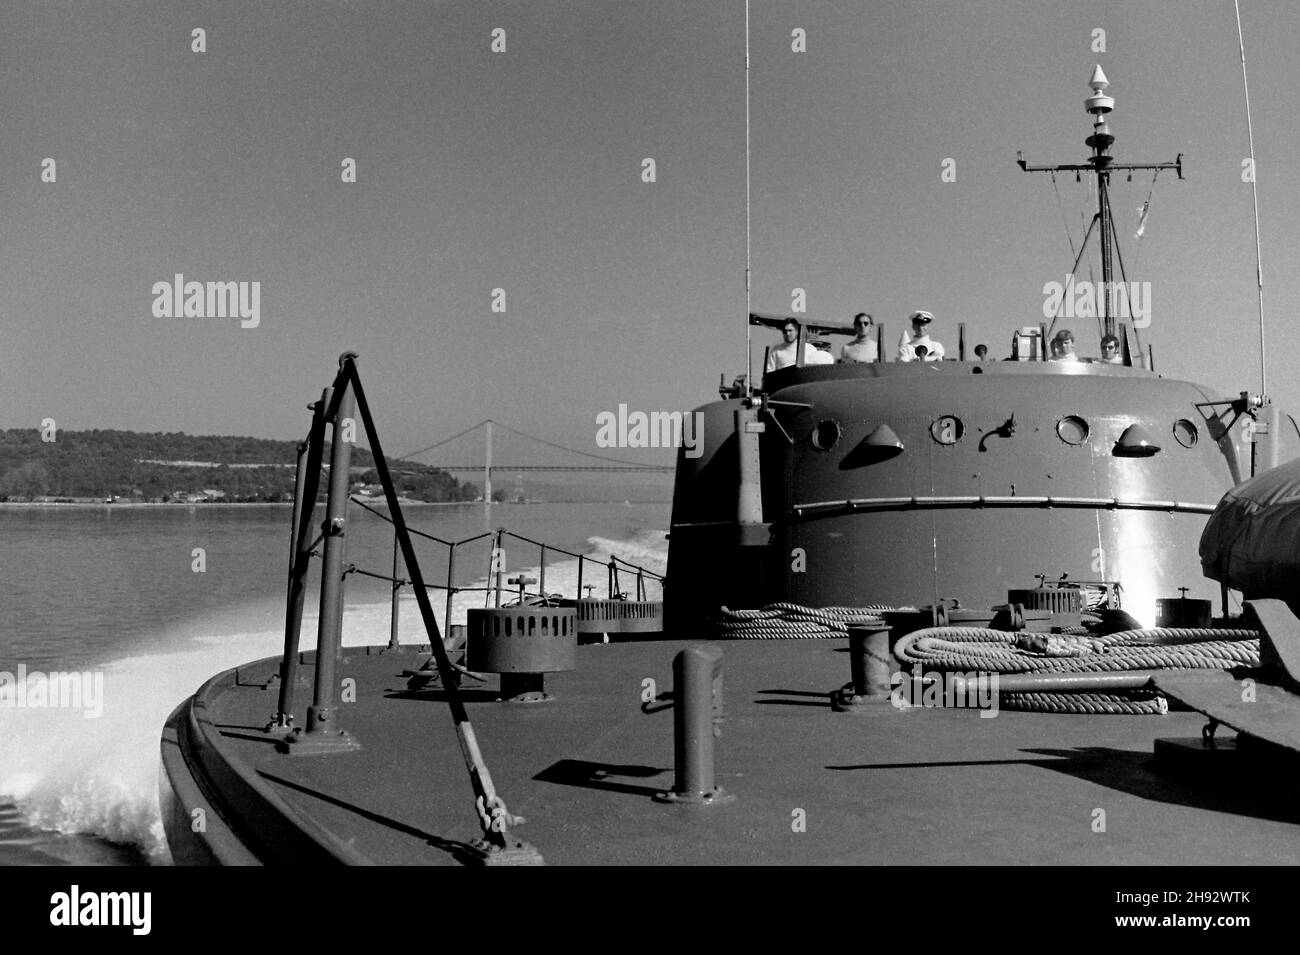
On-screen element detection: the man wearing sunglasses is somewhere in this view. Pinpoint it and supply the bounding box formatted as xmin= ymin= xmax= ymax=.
xmin=1099 ymin=334 xmax=1123 ymax=364
xmin=840 ymin=312 xmax=878 ymax=363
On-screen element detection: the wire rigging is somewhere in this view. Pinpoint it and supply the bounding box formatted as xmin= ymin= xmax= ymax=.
xmin=1234 ymin=0 xmax=1267 ymax=396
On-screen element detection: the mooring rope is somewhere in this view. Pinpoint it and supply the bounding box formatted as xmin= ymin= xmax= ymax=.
xmin=894 ymin=625 xmax=1258 ymax=715
xmin=893 ymin=627 xmax=1259 ymax=673
xmin=714 ymin=603 xmax=1260 ymax=714
xmin=997 ymin=691 xmax=1169 ymax=716
xmin=716 ymin=602 xmax=895 ymax=639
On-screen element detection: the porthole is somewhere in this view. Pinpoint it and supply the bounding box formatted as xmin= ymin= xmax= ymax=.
xmin=1056 ymin=415 xmax=1090 ymax=446
xmin=930 ymin=415 xmax=964 ymax=445
xmin=1173 ymin=418 xmax=1199 ymax=448
xmin=810 ymin=419 xmax=842 ymax=451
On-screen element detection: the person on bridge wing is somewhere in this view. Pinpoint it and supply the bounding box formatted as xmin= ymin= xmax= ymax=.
xmin=1099 ymin=333 xmax=1123 ymax=363
xmin=839 ymin=312 xmax=878 ymax=363
xmin=897 ymin=310 xmax=945 ymax=362
xmin=1049 ymin=328 xmax=1080 ymax=362
xmin=766 ymin=318 xmax=833 ymax=371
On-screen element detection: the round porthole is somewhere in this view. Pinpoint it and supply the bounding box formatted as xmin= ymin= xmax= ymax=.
xmin=1056 ymin=415 xmax=1090 ymax=445
xmin=930 ymin=415 xmax=964 ymax=445
xmin=1173 ymin=418 xmax=1199 ymax=448
xmin=810 ymin=419 xmax=842 ymax=451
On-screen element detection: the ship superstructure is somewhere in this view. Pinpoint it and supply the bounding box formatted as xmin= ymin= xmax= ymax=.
xmin=666 ymin=68 xmax=1295 ymax=630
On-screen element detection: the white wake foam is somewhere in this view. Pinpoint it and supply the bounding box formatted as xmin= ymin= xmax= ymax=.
xmin=0 ymin=530 xmax=668 ymax=864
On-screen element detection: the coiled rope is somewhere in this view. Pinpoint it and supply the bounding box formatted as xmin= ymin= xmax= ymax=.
xmin=716 ymin=603 xmax=895 ymax=640
xmin=715 ymin=603 xmax=1260 ymax=715
xmin=894 ymin=625 xmax=1259 ymax=714
xmin=893 ymin=627 xmax=1260 ymax=673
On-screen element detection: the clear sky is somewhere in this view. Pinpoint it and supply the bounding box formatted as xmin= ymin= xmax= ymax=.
xmin=5 ymin=1 xmax=1298 ymax=466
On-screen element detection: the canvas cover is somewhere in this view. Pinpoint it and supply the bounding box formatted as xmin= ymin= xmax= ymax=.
xmin=1200 ymin=458 xmax=1300 ymax=599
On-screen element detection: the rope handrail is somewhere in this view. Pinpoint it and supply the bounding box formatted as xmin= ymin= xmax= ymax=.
xmin=606 ymin=553 xmax=665 ymax=579
xmin=502 ymin=528 xmax=584 ymax=560
xmin=335 ymin=519 xmax=665 ymax=595
xmin=349 ymin=495 xmax=458 ymax=546
xmin=342 ymin=560 xmax=603 ymax=600
xmin=503 ymin=529 xmax=666 ymax=581
xmin=347 ymin=506 xmax=667 ymax=585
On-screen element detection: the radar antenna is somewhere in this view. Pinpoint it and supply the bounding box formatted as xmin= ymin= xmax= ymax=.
xmin=1017 ymin=67 xmax=1183 ymax=344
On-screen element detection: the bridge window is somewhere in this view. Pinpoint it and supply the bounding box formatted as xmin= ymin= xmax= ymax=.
xmin=930 ymin=415 xmax=964 ymax=445
xmin=1056 ymin=415 xmax=1090 ymax=446
xmin=1173 ymin=419 xmax=1199 ymax=448
xmin=810 ymin=419 xmax=842 ymax=451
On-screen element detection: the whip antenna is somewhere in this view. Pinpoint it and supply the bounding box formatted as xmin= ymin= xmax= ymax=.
xmin=744 ymin=0 xmax=752 ymax=395
xmin=1235 ymin=0 xmax=1267 ymax=396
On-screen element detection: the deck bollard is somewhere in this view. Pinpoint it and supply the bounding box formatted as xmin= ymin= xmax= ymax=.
xmin=832 ymin=617 xmax=896 ymax=711
xmin=655 ymin=644 xmax=734 ymax=805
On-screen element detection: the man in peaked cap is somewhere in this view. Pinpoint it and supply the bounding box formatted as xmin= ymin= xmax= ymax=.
xmin=897 ymin=310 xmax=945 ymax=362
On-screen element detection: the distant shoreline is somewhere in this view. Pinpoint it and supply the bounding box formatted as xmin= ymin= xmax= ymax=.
xmin=0 ymin=499 xmax=668 ymax=509
xmin=0 ymin=500 xmax=458 ymax=509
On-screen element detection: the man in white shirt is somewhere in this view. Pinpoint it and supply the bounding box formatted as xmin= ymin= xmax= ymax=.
xmin=840 ymin=313 xmax=878 ymax=363
xmin=766 ymin=319 xmax=833 ymax=371
xmin=1049 ymin=329 xmax=1080 ymax=362
xmin=897 ymin=310 xmax=945 ymax=362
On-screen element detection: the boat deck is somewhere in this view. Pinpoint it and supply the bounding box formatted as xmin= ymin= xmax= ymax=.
xmin=170 ymin=639 xmax=1300 ymax=865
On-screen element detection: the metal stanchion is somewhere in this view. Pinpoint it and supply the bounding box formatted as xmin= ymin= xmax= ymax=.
xmin=285 ymin=375 xmax=361 ymax=754
xmin=269 ymin=394 xmax=327 ymax=733
xmin=655 ymin=644 xmax=733 ymax=805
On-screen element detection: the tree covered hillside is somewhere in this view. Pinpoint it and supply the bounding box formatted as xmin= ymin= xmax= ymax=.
xmin=0 ymin=429 xmax=476 ymax=503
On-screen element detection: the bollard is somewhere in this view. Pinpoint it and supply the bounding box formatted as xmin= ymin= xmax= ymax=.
xmin=654 ymin=644 xmax=734 ymax=805
xmin=832 ymin=618 xmax=896 ymax=711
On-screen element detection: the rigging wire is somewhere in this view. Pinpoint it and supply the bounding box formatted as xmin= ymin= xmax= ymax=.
xmin=1050 ymin=172 xmax=1078 ymax=261
xmin=1128 ymin=170 xmax=1159 ymax=279
xmin=1046 ymin=213 xmax=1100 ymax=340
xmin=1104 ymin=187 xmax=1142 ymax=361
xmin=744 ymin=0 xmax=753 ymax=396
xmin=1234 ymin=0 xmax=1267 ymax=396
xmin=1083 ymin=174 xmax=1098 ymax=294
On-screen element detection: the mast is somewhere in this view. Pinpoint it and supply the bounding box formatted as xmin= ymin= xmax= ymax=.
xmin=1017 ymin=66 xmax=1182 ymax=341
xmin=1088 ymin=68 xmax=1115 ymax=334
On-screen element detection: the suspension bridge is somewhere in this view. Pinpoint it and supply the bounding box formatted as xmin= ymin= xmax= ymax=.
xmin=393 ymin=419 xmax=675 ymax=500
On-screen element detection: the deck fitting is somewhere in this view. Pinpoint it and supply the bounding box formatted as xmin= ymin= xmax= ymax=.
xmin=652 ymin=787 xmax=735 ymax=806
xmin=460 ymin=838 xmax=545 ymax=866
xmin=278 ymin=726 xmax=362 ymax=756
